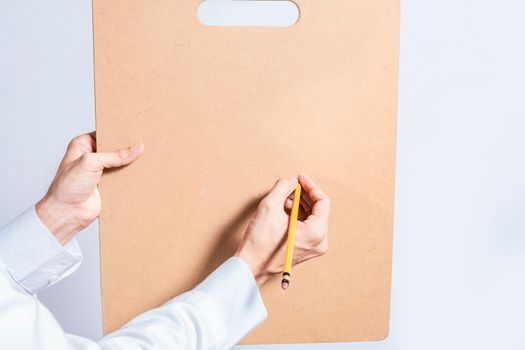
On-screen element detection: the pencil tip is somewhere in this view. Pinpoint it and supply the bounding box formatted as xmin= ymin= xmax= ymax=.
xmin=281 ymin=280 xmax=289 ymax=290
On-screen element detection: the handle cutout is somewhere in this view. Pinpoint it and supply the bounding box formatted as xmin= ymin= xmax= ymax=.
xmin=197 ymin=0 xmax=299 ymax=27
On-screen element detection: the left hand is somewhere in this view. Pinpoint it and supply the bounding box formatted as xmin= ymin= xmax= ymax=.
xmin=36 ymin=132 xmax=144 ymax=245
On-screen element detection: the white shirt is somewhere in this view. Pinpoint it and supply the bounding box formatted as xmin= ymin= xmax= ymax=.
xmin=0 ymin=207 xmax=267 ymax=349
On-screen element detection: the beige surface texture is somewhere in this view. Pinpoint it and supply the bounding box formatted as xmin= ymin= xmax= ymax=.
xmin=93 ymin=0 xmax=400 ymax=344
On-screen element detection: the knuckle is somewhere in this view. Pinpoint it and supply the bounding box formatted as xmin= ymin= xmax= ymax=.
xmin=68 ymin=135 xmax=90 ymax=152
xmin=316 ymin=241 xmax=329 ymax=255
xmin=309 ymin=231 xmax=324 ymax=246
xmin=79 ymin=153 xmax=90 ymax=163
xmin=116 ymin=148 xmax=128 ymax=160
xmin=77 ymin=211 xmax=95 ymax=228
xmin=68 ymin=136 xmax=82 ymax=147
xmin=116 ymin=149 xmax=123 ymax=159
xmin=258 ymin=198 xmax=273 ymax=212
xmin=285 ymin=177 xmax=297 ymax=185
xmin=309 ymin=225 xmax=327 ymax=246
xmin=79 ymin=153 xmax=95 ymax=167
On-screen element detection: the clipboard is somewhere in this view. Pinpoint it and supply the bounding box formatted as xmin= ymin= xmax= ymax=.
xmin=93 ymin=0 xmax=400 ymax=343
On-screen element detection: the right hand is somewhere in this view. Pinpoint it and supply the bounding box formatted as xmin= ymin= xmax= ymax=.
xmin=235 ymin=175 xmax=331 ymax=286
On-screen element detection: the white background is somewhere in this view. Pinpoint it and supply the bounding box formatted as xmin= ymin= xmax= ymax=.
xmin=1 ymin=1 xmax=524 ymax=349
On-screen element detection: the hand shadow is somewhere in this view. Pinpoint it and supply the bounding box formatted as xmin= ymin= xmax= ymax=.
xmin=197 ymin=195 xmax=264 ymax=280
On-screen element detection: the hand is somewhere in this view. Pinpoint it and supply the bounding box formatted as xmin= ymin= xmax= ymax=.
xmin=36 ymin=133 xmax=144 ymax=245
xmin=235 ymin=175 xmax=331 ymax=287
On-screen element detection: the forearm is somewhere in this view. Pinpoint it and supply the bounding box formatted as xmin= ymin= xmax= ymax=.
xmin=100 ymin=257 xmax=267 ymax=349
xmin=0 ymin=207 xmax=83 ymax=293
xmin=0 ymin=255 xmax=266 ymax=350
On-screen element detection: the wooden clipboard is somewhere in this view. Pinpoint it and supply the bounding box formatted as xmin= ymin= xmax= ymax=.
xmin=93 ymin=0 xmax=399 ymax=343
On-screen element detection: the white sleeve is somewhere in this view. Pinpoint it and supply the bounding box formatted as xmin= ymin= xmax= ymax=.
xmin=0 ymin=206 xmax=83 ymax=294
xmin=0 ymin=256 xmax=268 ymax=350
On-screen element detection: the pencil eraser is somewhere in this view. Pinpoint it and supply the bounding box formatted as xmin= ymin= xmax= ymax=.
xmin=281 ymin=280 xmax=289 ymax=290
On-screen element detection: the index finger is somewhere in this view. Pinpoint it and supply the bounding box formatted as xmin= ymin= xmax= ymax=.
xmin=298 ymin=174 xmax=331 ymax=218
xmin=265 ymin=177 xmax=298 ymax=204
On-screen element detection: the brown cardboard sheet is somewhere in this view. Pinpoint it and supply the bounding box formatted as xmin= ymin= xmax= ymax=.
xmin=93 ymin=0 xmax=400 ymax=343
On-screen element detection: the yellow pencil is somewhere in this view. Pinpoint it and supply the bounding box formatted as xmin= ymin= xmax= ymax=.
xmin=281 ymin=183 xmax=302 ymax=290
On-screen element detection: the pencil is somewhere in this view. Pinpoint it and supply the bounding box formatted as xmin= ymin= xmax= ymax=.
xmin=281 ymin=183 xmax=302 ymax=290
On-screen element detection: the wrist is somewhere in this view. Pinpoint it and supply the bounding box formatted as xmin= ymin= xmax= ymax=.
xmin=234 ymin=249 xmax=272 ymax=287
xmin=253 ymin=270 xmax=272 ymax=287
xmin=35 ymin=196 xmax=85 ymax=245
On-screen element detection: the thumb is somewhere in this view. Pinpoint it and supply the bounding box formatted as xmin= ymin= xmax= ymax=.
xmin=79 ymin=143 xmax=144 ymax=171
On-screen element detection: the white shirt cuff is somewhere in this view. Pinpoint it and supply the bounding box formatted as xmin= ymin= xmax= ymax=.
xmin=178 ymin=257 xmax=268 ymax=348
xmin=0 ymin=206 xmax=83 ymax=294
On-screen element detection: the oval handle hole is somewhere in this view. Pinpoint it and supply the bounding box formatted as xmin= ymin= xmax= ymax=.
xmin=197 ymin=0 xmax=299 ymax=27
